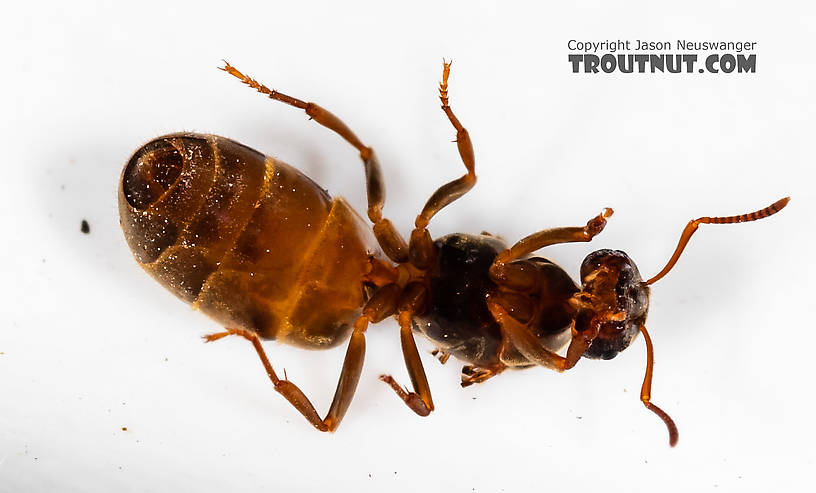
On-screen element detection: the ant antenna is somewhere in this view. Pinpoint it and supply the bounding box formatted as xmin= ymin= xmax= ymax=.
xmin=646 ymin=197 xmax=789 ymax=285
xmin=639 ymin=325 xmax=678 ymax=447
xmin=638 ymin=196 xmax=789 ymax=446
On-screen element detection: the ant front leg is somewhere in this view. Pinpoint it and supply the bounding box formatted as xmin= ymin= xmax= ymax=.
xmin=431 ymin=349 xmax=451 ymax=365
xmin=487 ymin=298 xmax=598 ymax=372
xmin=461 ymin=365 xmax=505 ymax=387
xmin=221 ymin=61 xmax=409 ymax=263
xmin=204 ymin=283 xmax=402 ymax=432
xmin=489 ymin=208 xmax=613 ymax=290
xmin=409 ymin=60 xmax=477 ymax=269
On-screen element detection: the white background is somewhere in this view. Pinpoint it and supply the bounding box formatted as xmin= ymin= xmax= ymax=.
xmin=1 ymin=1 xmax=814 ymax=491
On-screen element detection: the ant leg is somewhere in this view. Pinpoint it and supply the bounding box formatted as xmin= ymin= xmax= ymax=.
xmin=364 ymin=256 xmax=399 ymax=286
xmin=431 ymin=349 xmax=451 ymax=365
xmin=461 ymin=365 xmax=504 ymax=387
xmin=409 ymin=60 xmax=477 ymax=269
xmin=489 ymin=208 xmax=613 ymax=286
xmin=487 ymin=299 xmax=598 ymax=372
xmin=221 ymin=61 xmax=408 ymax=263
xmin=204 ymin=283 xmax=401 ymax=432
xmin=204 ymin=327 xmax=334 ymax=431
xmin=379 ymin=283 xmax=434 ymax=416
xmin=379 ymin=311 xmax=434 ymax=416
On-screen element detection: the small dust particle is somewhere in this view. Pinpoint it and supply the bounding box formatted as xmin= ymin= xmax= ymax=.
xmin=81 ymin=220 xmax=90 ymax=234
xmin=121 ymin=427 xmax=127 ymax=431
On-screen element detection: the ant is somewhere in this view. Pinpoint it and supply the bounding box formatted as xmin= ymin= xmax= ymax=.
xmin=118 ymin=60 xmax=789 ymax=446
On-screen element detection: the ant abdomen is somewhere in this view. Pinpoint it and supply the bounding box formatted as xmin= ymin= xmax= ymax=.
xmin=120 ymin=133 xmax=379 ymax=348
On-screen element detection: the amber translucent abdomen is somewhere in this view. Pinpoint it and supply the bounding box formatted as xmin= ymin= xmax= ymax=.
xmin=119 ymin=133 xmax=379 ymax=348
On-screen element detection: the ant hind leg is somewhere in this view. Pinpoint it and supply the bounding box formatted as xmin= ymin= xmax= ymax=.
xmin=221 ymin=61 xmax=409 ymax=263
xmin=204 ymin=284 xmax=402 ymax=432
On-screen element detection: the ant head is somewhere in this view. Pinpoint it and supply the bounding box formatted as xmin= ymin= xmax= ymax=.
xmin=574 ymin=249 xmax=649 ymax=360
xmin=569 ymin=198 xmax=787 ymax=446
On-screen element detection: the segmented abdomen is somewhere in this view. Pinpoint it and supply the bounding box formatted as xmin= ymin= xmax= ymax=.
xmin=119 ymin=133 xmax=378 ymax=348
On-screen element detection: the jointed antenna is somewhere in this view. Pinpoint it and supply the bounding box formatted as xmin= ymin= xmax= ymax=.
xmin=646 ymin=197 xmax=789 ymax=285
xmin=639 ymin=325 xmax=679 ymax=447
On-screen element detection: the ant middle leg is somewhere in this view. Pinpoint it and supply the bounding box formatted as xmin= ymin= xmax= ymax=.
xmin=379 ymin=311 xmax=435 ymax=416
xmin=379 ymin=283 xmax=435 ymax=417
xmin=409 ymin=60 xmax=477 ymax=269
xmin=220 ymin=61 xmax=408 ymax=263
